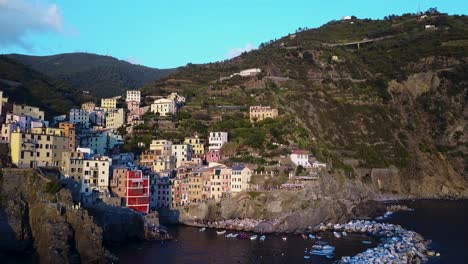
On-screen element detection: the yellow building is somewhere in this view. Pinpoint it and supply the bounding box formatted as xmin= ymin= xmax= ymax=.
xmin=249 ymin=105 xmax=278 ymax=123
xmin=153 ymin=155 xmax=175 ymax=172
xmin=184 ymin=136 xmax=205 ymax=155
xmin=105 ymin=108 xmax=125 ymax=129
xmin=10 ymin=127 xmax=68 ymax=168
xmin=81 ymin=102 xmax=96 ymax=111
xmin=149 ymin=139 xmax=172 ymax=156
xmin=188 ymin=169 xmax=204 ymax=202
xmin=101 ymin=98 xmax=117 ymax=110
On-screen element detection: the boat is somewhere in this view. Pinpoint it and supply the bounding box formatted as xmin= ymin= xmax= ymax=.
xmin=342 ymin=231 xmax=347 ymax=236
xmin=216 ymin=230 xmax=226 ymax=235
xmin=238 ymin=233 xmax=249 ymax=239
xmin=250 ymin=235 xmax=258 ymax=240
xmin=304 ymin=256 xmax=311 ymax=259
xmin=199 ymin=227 xmax=206 ymax=232
xmin=308 ymin=234 xmax=316 ymax=239
xmin=260 ymin=235 xmax=266 ymax=241
xmin=362 ymin=240 xmax=372 ymax=244
xmin=333 ymin=231 xmax=342 ymax=238
xmin=282 ymin=237 xmax=287 ymax=241
xmin=322 ymin=245 xmax=335 ymax=251
xmin=302 ymin=234 xmax=308 ymax=239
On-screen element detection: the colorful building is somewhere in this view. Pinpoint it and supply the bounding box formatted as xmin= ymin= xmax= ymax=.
xmin=126 ymin=169 xmax=150 ymax=213
xmin=184 ymin=136 xmax=205 ymax=155
xmin=101 ymin=98 xmax=117 ymax=110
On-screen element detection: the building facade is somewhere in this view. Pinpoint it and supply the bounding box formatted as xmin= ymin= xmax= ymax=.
xmin=12 ymin=104 xmax=45 ymax=120
xmin=101 ymin=98 xmax=117 ymax=110
xmin=69 ymin=109 xmax=90 ymax=128
xmin=105 ymin=108 xmax=125 ymax=129
xmin=10 ymin=127 xmax=67 ymax=168
xmin=249 ymin=105 xmax=278 ymax=122
xmin=126 ymin=169 xmax=149 ymax=213
xmin=150 ymin=98 xmax=175 ymax=117
xmin=126 ymin=90 xmax=141 ymax=103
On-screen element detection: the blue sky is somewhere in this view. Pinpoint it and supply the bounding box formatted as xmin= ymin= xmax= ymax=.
xmin=1 ymin=0 xmax=467 ymax=69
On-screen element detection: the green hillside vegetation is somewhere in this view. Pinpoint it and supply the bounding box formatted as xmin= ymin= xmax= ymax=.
xmin=138 ymin=11 xmax=468 ymax=188
xmin=7 ymin=53 xmax=176 ymax=98
xmin=0 ymin=55 xmax=87 ymax=118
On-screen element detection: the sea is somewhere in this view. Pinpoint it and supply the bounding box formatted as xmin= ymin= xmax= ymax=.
xmin=115 ymin=200 xmax=468 ymax=264
xmin=2 ymin=200 xmax=467 ymax=263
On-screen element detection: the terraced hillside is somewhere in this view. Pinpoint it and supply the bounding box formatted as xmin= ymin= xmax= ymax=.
xmin=141 ymin=12 xmax=468 ymax=197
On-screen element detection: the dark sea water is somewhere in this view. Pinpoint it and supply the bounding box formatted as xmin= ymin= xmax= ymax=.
xmin=379 ymin=199 xmax=468 ymax=264
xmin=116 ymin=200 xmax=468 ymax=264
xmin=2 ymin=200 xmax=467 ymax=263
xmin=115 ymin=227 xmax=376 ymax=264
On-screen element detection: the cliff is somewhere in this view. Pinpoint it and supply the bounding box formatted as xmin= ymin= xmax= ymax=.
xmin=178 ymin=173 xmax=387 ymax=232
xmin=0 ymin=169 xmax=115 ymax=263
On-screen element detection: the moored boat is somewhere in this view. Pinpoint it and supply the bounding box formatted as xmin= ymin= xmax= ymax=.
xmin=333 ymin=231 xmax=342 ymax=238
xmin=199 ymin=227 xmax=206 ymax=232
xmin=250 ymin=234 xmax=258 ymax=240
xmin=282 ymin=236 xmax=287 ymax=241
xmin=260 ymin=235 xmax=266 ymax=241
xmin=216 ymin=230 xmax=226 ymax=235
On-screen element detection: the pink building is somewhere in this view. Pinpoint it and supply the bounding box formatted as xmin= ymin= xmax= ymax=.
xmin=206 ymin=149 xmax=222 ymax=163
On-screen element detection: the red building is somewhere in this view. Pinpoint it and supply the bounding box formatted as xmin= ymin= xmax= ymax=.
xmin=125 ymin=169 xmax=149 ymax=213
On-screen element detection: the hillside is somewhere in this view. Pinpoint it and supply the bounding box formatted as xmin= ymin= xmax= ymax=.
xmin=0 ymin=55 xmax=87 ymax=119
xmin=141 ymin=12 xmax=468 ymax=198
xmin=7 ymin=53 xmax=176 ymax=98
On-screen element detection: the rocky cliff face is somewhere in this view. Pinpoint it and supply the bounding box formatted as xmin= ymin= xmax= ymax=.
xmin=0 ymin=169 xmax=114 ymax=263
xmin=178 ymin=174 xmax=387 ymax=232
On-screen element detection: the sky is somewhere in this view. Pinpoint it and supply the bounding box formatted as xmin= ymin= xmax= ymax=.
xmin=1 ymin=0 xmax=467 ymax=69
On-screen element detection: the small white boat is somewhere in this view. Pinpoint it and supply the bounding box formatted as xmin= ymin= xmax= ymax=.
xmin=333 ymin=231 xmax=342 ymax=238
xmin=304 ymin=255 xmax=310 ymax=259
xmin=308 ymin=234 xmax=316 ymax=239
xmin=250 ymin=235 xmax=258 ymax=240
xmin=216 ymin=230 xmax=226 ymax=235
xmin=342 ymin=231 xmax=347 ymax=236
xmin=260 ymin=235 xmax=266 ymax=241
xmin=282 ymin=237 xmax=287 ymax=241
xmin=199 ymin=227 xmax=206 ymax=232
xmin=361 ymin=240 xmax=372 ymax=244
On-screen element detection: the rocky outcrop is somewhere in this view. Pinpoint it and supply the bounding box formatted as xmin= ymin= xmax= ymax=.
xmin=177 ymin=174 xmax=388 ymax=233
xmin=0 ymin=169 xmax=114 ymax=263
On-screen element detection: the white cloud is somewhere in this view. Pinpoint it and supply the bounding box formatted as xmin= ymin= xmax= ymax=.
xmin=0 ymin=0 xmax=64 ymax=49
xmin=225 ymin=43 xmax=256 ymax=59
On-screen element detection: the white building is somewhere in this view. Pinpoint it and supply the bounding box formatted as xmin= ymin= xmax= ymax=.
xmin=208 ymin=132 xmax=228 ymax=151
xmin=81 ymin=156 xmax=111 ymax=195
xmin=290 ymin=150 xmax=311 ymax=168
xmin=231 ymin=163 xmax=252 ymax=193
xmin=342 ymin=16 xmax=352 ymax=20
xmin=150 ymin=98 xmax=176 ymax=117
xmin=149 ymin=139 xmax=173 ymax=156
xmin=69 ymin=109 xmax=90 ymax=128
xmin=312 ymin=160 xmax=327 ymax=169
xmin=126 ymin=90 xmax=141 ymax=103
xmin=239 ymin=68 xmax=261 ymax=77
xmin=105 ymin=108 xmax=125 ymax=129
xmin=171 ymin=144 xmax=192 ymax=167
